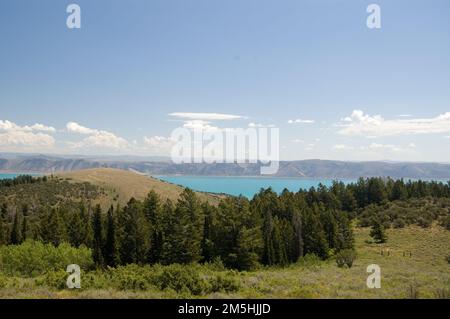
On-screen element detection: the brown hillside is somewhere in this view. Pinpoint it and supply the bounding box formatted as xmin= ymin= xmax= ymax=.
xmin=58 ymin=168 xmax=223 ymax=207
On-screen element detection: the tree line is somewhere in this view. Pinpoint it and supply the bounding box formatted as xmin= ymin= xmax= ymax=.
xmin=0 ymin=176 xmax=449 ymax=270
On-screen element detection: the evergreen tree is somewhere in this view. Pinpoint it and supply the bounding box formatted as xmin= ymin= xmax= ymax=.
xmin=320 ymin=208 xmax=339 ymax=250
xmin=161 ymin=189 xmax=204 ymax=264
xmin=10 ymin=212 xmax=22 ymax=245
xmin=118 ymin=198 xmax=151 ymax=264
xmin=104 ymin=206 xmax=120 ymax=267
xmin=67 ymin=207 xmax=85 ymax=247
xmin=92 ymin=204 xmax=104 ymax=266
xmin=235 ymin=226 xmax=262 ymax=270
xmin=21 ymin=216 xmax=29 ymax=241
xmin=262 ymin=210 xmax=275 ymax=265
xmin=0 ymin=216 xmax=6 ymax=245
xmin=302 ymin=206 xmax=329 ymax=259
xmin=160 ymin=199 xmax=179 ymax=264
xmin=390 ymin=179 xmax=408 ymax=201
xmin=1 ymin=203 xmax=8 ymax=219
xmin=143 ymin=191 xmax=162 ymax=264
xmin=370 ymin=218 xmax=387 ymax=243
xmin=201 ymin=202 xmax=216 ymax=263
xmin=367 ymin=178 xmax=388 ymax=205
xmin=39 ymin=208 xmax=67 ymax=246
xmin=291 ymin=209 xmax=304 ymax=262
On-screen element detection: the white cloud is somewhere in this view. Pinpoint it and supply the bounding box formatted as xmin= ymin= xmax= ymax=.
xmin=333 ymin=144 xmax=354 ymax=150
xmin=66 ymin=122 xmax=129 ymax=150
xmin=0 ymin=131 xmax=55 ymax=148
xmin=0 ymin=120 xmax=55 ymax=149
xmin=338 ymin=110 xmax=450 ymax=137
xmin=169 ymin=112 xmax=245 ymax=133
xmin=182 ymin=120 xmax=219 ymax=131
xmin=366 ymin=143 xmax=401 ymax=152
xmin=143 ymin=136 xmax=176 ymax=154
xmin=169 ymin=112 xmax=244 ymax=121
xmin=292 ymin=139 xmax=304 ymax=143
xmin=0 ymin=120 xmax=55 ymax=133
xmin=66 ymin=122 xmax=97 ymax=135
xmin=248 ymin=122 xmax=275 ymax=128
xmin=288 ymin=118 xmax=315 ymax=124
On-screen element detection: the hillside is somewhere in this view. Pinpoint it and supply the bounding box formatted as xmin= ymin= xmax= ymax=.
xmin=2 ymin=154 xmax=450 ymax=179
xmin=1 ymin=224 xmax=449 ymax=299
xmin=58 ymin=168 xmax=223 ymax=206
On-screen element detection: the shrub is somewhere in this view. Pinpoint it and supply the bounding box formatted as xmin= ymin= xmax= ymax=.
xmin=152 ymin=264 xmax=209 ymax=295
xmin=0 ymin=273 xmax=7 ymax=289
xmin=110 ymin=264 xmax=150 ymax=291
xmin=35 ymin=270 xmax=68 ymax=289
xmin=446 ymin=255 xmax=450 ymax=264
xmin=417 ymin=217 xmax=432 ymax=228
xmin=434 ymin=288 xmax=450 ymax=299
xmin=393 ymin=218 xmax=406 ymax=229
xmin=335 ymin=249 xmax=356 ymax=268
xmin=440 ymin=215 xmax=450 ymax=231
xmin=209 ymin=271 xmax=241 ymax=293
xmin=0 ymin=240 xmax=94 ymax=277
xmin=298 ymin=253 xmax=322 ymax=269
xmin=407 ymin=282 xmax=420 ymax=299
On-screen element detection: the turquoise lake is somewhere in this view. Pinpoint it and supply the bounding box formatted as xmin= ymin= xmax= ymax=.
xmin=155 ymin=176 xmax=355 ymax=198
xmin=0 ymin=173 xmax=41 ymax=179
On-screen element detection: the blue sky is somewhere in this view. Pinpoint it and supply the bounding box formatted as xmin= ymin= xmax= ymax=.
xmin=1 ymin=0 xmax=450 ymax=161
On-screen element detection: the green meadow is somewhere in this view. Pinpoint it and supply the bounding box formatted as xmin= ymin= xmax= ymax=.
xmin=1 ymin=224 xmax=448 ymax=299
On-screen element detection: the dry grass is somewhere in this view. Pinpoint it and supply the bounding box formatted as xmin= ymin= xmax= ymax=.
xmin=58 ymin=168 xmax=223 ymax=208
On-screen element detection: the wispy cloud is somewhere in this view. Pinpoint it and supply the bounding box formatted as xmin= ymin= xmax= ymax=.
xmin=338 ymin=110 xmax=450 ymax=137
xmin=169 ymin=112 xmax=244 ymax=121
xmin=288 ymin=118 xmax=315 ymax=124
xmin=333 ymin=144 xmax=354 ymax=150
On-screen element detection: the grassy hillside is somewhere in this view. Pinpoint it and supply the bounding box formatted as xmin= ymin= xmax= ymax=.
xmin=58 ymin=168 xmax=223 ymax=207
xmin=0 ymin=224 xmax=448 ymax=299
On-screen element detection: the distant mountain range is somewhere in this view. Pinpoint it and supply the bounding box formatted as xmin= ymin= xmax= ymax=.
xmin=1 ymin=154 xmax=450 ymax=179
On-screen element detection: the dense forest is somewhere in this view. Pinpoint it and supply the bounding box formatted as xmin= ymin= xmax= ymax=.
xmin=1 ymin=175 xmax=450 ymax=271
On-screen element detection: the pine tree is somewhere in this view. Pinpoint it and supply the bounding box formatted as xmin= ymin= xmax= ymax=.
xmin=302 ymin=206 xmax=329 ymax=259
xmin=201 ymin=202 xmax=216 ymax=263
xmin=67 ymin=207 xmax=85 ymax=247
xmin=143 ymin=191 xmax=162 ymax=263
xmin=291 ymin=209 xmax=304 ymax=262
xmin=272 ymin=217 xmax=288 ymax=265
xmin=235 ymin=226 xmax=262 ymax=270
xmin=92 ymin=204 xmax=104 ymax=267
xmin=39 ymin=208 xmax=67 ymax=246
xmin=1 ymin=203 xmax=8 ymax=220
xmin=104 ymin=206 xmax=120 ymax=267
xmin=0 ymin=216 xmax=6 ymax=245
xmin=21 ymin=216 xmax=28 ymax=241
xmin=10 ymin=212 xmax=23 ymax=245
xmin=118 ymin=198 xmax=151 ymax=264
xmin=370 ymin=219 xmax=387 ymax=243
xmin=320 ymin=208 xmax=339 ymax=249
xmin=175 ymin=189 xmax=204 ymax=263
xmin=390 ymin=179 xmax=408 ymax=201
xmin=262 ymin=210 xmax=276 ymax=265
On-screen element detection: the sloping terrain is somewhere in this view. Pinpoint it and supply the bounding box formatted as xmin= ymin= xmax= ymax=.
xmin=58 ymin=168 xmax=223 ymax=206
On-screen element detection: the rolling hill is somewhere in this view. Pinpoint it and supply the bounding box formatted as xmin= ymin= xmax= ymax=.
xmin=58 ymin=168 xmax=224 ymax=207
